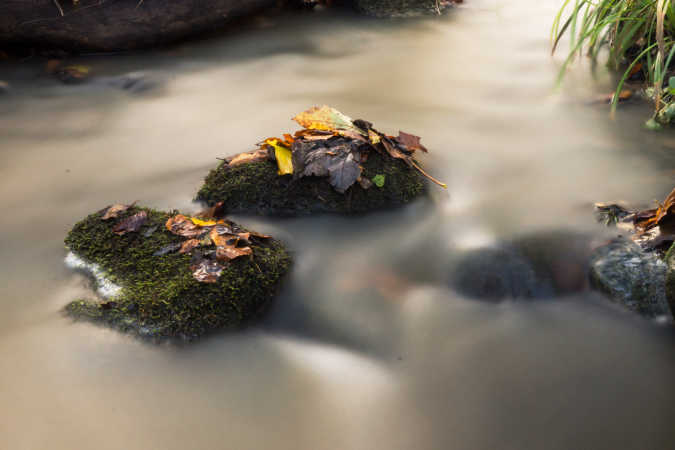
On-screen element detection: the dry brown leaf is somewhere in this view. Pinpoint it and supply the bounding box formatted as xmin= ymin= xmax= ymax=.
xmin=101 ymin=202 xmax=136 ymax=220
xmin=166 ymin=214 xmax=207 ymax=238
xmin=396 ymin=131 xmax=428 ymax=153
xmin=635 ymin=187 xmax=675 ymax=230
xmin=228 ymin=149 xmax=269 ymax=167
xmin=178 ymin=239 xmax=201 ymax=254
xmin=210 ymin=228 xmax=253 ymax=261
xmin=112 ymin=211 xmax=148 ymax=235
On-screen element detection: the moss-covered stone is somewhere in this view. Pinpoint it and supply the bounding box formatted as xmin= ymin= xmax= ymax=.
xmin=352 ymin=0 xmax=450 ymax=17
xmin=666 ymin=243 xmax=675 ymax=314
xmin=196 ymin=151 xmax=427 ymax=215
xmin=63 ymin=206 xmax=291 ymax=341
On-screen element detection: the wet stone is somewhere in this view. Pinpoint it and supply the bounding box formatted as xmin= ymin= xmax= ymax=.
xmin=63 ymin=206 xmax=291 ymax=341
xmin=589 ymin=238 xmax=673 ymax=321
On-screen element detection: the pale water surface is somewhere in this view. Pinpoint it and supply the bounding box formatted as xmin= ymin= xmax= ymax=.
xmin=1 ymin=1 xmax=675 ymax=449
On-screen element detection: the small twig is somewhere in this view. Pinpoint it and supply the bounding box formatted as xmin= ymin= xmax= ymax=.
xmin=411 ymin=160 xmax=447 ymax=189
xmin=53 ymin=0 xmax=65 ymax=16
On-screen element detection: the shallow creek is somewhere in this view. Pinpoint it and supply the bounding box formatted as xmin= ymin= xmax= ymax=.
xmin=1 ymin=1 xmax=675 ymax=449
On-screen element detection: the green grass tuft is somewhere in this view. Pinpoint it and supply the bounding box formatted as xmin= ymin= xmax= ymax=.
xmin=552 ymin=0 xmax=675 ymax=126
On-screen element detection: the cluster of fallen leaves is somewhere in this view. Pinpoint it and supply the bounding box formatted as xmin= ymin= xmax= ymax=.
xmin=99 ymin=202 xmax=269 ymax=283
xmin=595 ymin=186 xmax=675 ymax=250
xmin=225 ymin=106 xmax=446 ymax=193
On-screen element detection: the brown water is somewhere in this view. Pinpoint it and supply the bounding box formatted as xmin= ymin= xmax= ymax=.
xmin=2 ymin=1 xmax=675 ymax=449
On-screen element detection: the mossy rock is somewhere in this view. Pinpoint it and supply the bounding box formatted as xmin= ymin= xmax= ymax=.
xmin=63 ymin=206 xmax=291 ymax=341
xmin=196 ymin=151 xmax=427 ymax=215
xmin=352 ymin=0 xmax=449 ymax=18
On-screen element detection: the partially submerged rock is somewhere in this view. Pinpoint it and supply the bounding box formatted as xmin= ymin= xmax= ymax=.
xmin=0 ymin=0 xmax=278 ymax=52
xmin=196 ymin=106 xmax=440 ymax=215
xmin=589 ymin=238 xmax=673 ymax=321
xmin=197 ymin=150 xmax=427 ymax=215
xmin=64 ymin=205 xmax=291 ymax=340
xmin=449 ymin=230 xmax=592 ymax=301
xmin=353 ymin=0 xmax=454 ymax=17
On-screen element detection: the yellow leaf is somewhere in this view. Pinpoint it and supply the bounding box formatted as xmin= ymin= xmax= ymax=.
xmin=265 ymin=138 xmax=293 ymax=175
xmin=190 ymin=217 xmax=217 ymax=227
xmin=292 ymin=105 xmax=360 ymax=134
xmin=368 ymin=129 xmax=381 ymax=144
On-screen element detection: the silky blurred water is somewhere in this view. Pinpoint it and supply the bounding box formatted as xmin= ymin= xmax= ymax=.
xmin=1 ymin=1 xmax=675 ymax=449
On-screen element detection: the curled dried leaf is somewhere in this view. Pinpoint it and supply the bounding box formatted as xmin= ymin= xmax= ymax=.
xmin=178 ymin=239 xmax=202 ymax=254
xmin=166 ymin=214 xmax=207 ymax=238
xmin=228 ymin=149 xmax=269 ymax=167
xmin=112 ymin=211 xmax=148 ymax=235
xmin=396 ymin=131 xmax=428 ymax=153
xmin=101 ymin=202 xmax=136 ymax=220
xmin=190 ymin=259 xmax=224 ymax=283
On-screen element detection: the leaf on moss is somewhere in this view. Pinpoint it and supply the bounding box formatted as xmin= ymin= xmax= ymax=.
xmin=178 ymin=239 xmax=202 ymax=254
xmin=368 ymin=129 xmax=381 ymax=145
xmin=265 ymin=138 xmax=293 ymax=175
xmin=112 ymin=211 xmax=148 ymax=235
xmin=190 ymin=259 xmax=224 ymax=283
xmin=166 ymin=214 xmax=208 ymax=238
xmin=293 ymin=105 xmax=362 ymax=134
xmin=227 ymin=149 xmax=269 ymax=167
xmin=372 ymin=174 xmax=386 ymax=188
xmin=210 ymin=229 xmax=253 ymax=261
xmin=190 ymin=217 xmax=217 ymax=227
xmin=396 ymin=131 xmax=428 ymax=153
xmin=101 ymin=202 xmax=136 ymax=220
xmin=327 ymin=150 xmax=361 ymax=194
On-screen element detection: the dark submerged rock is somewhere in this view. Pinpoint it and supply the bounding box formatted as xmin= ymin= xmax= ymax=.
xmin=449 ymin=230 xmax=593 ymax=302
xmin=0 ymin=0 xmax=278 ymax=53
xmin=196 ymin=151 xmax=427 ymax=215
xmin=64 ymin=206 xmax=291 ymax=341
xmin=589 ymin=238 xmax=673 ymax=321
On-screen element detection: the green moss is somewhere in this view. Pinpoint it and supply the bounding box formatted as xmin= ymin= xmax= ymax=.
xmin=196 ymin=152 xmax=427 ymax=215
xmin=353 ymin=0 xmax=448 ymax=17
xmin=63 ymin=206 xmax=291 ymax=341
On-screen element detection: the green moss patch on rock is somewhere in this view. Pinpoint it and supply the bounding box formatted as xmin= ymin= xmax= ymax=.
xmin=63 ymin=206 xmax=291 ymax=341
xmin=196 ymin=151 xmax=427 ymax=216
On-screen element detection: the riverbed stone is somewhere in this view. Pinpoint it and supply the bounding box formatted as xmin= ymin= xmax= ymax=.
xmin=353 ymin=0 xmax=451 ymax=17
xmin=196 ymin=151 xmax=427 ymax=215
xmin=64 ymin=205 xmax=291 ymax=340
xmin=589 ymin=238 xmax=672 ymax=321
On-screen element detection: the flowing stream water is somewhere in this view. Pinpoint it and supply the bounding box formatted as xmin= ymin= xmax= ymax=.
xmin=2 ymin=1 xmax=675 ymax=449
